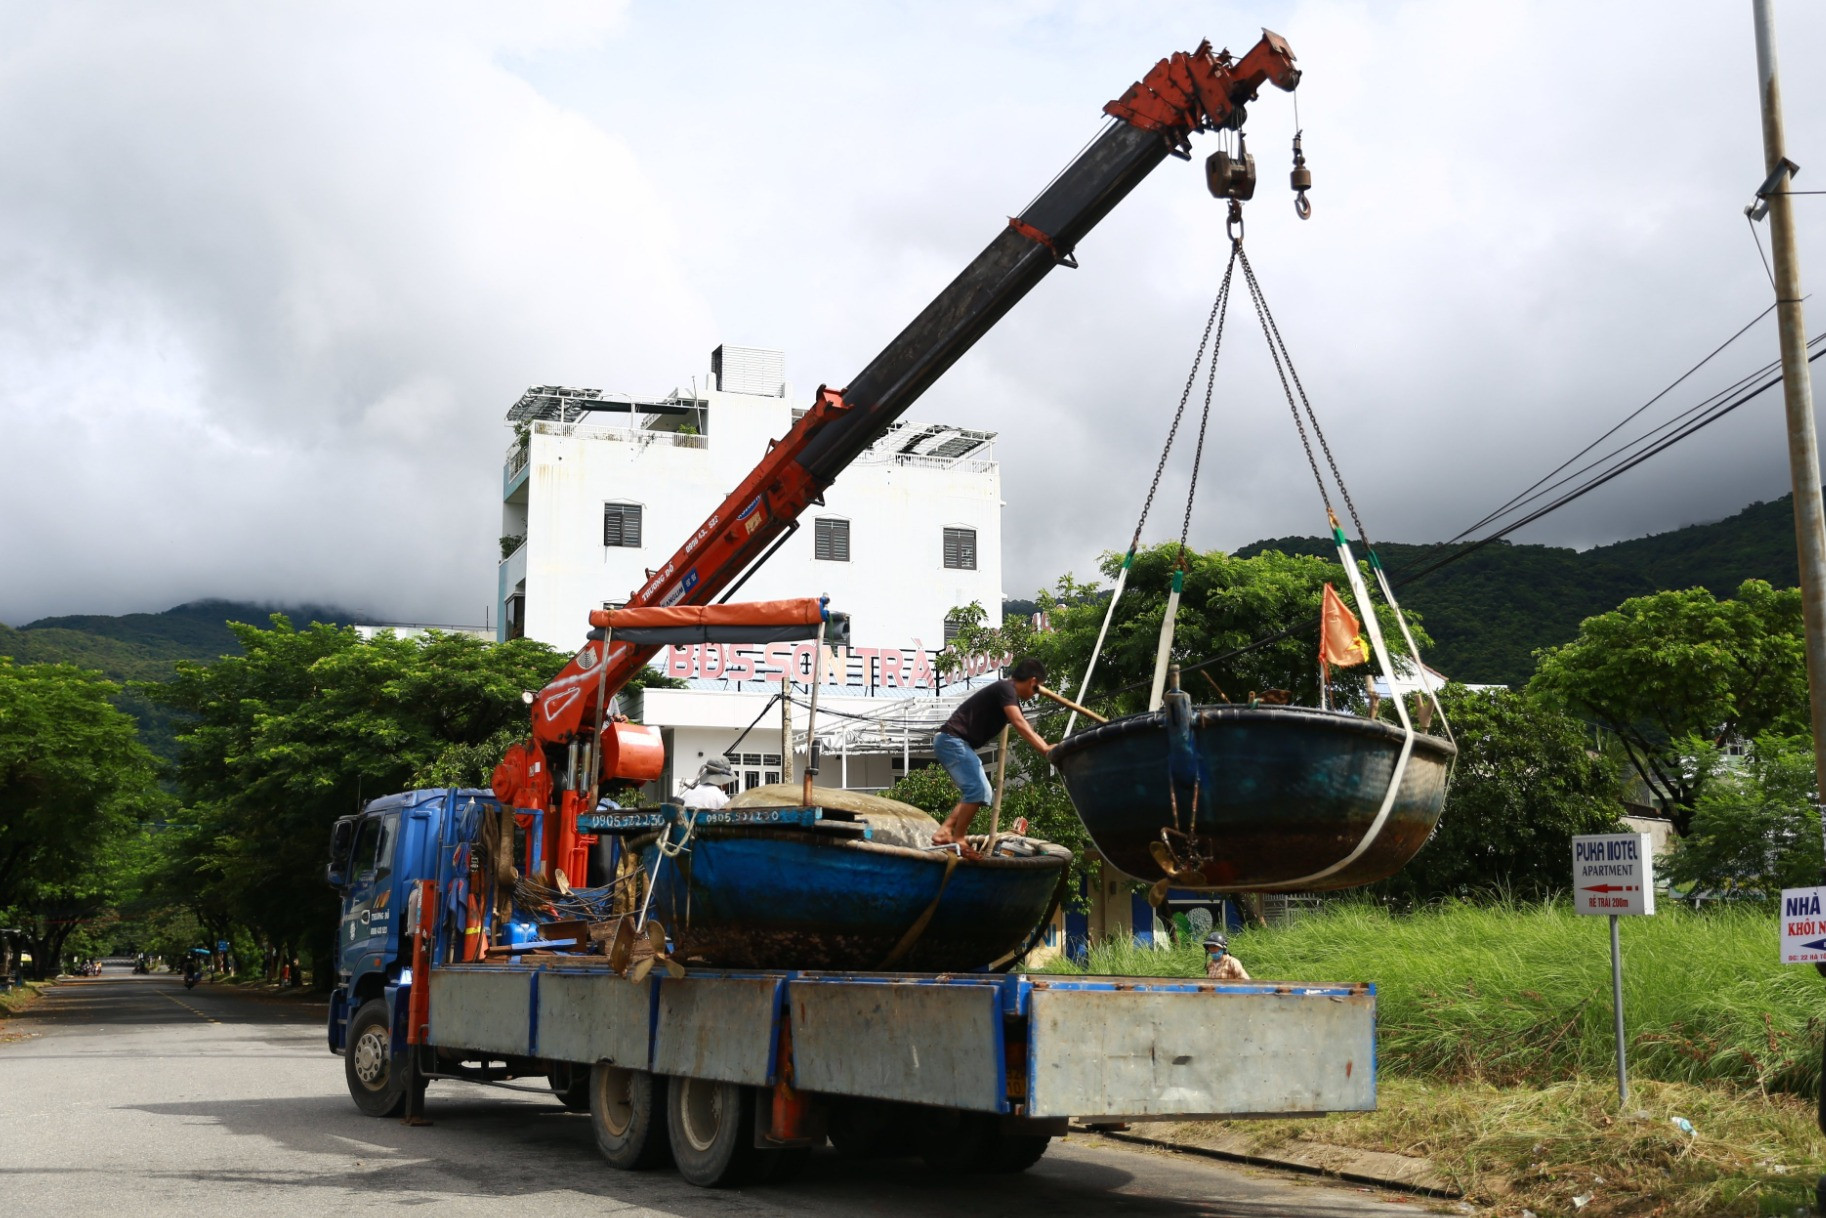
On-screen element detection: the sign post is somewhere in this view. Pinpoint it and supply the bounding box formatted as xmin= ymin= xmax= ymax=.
xmin=1572 ymin=833 xmax=1656 ymax=1106
xmin=1779 ymin=887 xmax=1826 ymax=965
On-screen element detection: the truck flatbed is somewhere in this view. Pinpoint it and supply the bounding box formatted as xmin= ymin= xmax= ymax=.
xmin=412 ymin=963 xmax=1376 ymax=1123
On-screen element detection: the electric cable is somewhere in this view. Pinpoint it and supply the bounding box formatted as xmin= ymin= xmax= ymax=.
xmin=1450 ymin=303 xmax=1780 ymax=542
xmin=1080 ymin=334 xmax=1826 ymax=707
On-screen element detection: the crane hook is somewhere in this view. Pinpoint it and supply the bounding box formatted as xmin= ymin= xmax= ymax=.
xmin=1290 ymin=130 xmax=1313 ymax=220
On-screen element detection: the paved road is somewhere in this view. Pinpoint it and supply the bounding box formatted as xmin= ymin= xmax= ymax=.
xmin=0 ymin=969 xmax=1448 ymax=1217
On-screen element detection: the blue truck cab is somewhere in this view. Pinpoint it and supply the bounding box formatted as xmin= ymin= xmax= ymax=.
xmin=325 ymin=789 xmax=498 ymax=1076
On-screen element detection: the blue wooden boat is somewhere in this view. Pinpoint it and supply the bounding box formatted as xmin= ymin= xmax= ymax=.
xmin=633 ymin=788 xmax=1069 ymax=972
xmin=1050 ymin=702 xmax=1456 ymax=892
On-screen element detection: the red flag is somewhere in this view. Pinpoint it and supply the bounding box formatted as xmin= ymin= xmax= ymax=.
xmin=1320 ymin=583 xmax=1370 ymax=669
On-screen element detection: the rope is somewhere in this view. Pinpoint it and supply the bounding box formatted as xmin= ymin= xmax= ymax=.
xmin=1065 ymin=555 xmax=1130 ymax=736
xmin=877 ymin=852 xmax=960 ymax=968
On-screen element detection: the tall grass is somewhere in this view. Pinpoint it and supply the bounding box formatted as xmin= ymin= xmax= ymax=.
xmin=1044 ymin=899 xmax=1826 ymax=1094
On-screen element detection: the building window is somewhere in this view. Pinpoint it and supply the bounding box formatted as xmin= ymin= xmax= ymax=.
xmin=815 ymin=517 xmax=850 ymax=562
xmin=943 ymin=526 xmax=977 ymax=570
xmin=604 ymin=502 xmax=643 ymax=548
xmin=504 ymin=593 xmax=525 ymax=641
xmin=943 ymin=614 xmax=964 ymax=643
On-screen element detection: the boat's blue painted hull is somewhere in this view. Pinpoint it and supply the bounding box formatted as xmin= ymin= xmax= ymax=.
xmin=1051 ymin=704 xmax=1456 ymax=891
xmin=639 ymin=830 xmax=1066 ymax=971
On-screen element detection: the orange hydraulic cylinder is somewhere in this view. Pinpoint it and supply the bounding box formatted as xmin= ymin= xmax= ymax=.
xmin=406 ymin=879 xmax=434 ymax=1044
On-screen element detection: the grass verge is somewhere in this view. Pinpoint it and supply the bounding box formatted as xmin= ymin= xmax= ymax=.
xmin=1172 ymin=1076 xmax=1822 ymax=1217
xmin=1044 ymin=899 xmax=1826 ymax=1093
xmin=0 ymin=980 xmax=47 ymax=1027
xmin=1043 ymin=899 xmax=1826 ymax=1213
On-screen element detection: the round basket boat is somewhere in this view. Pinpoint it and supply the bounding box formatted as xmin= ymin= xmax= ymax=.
xmin=637 ymin=785 xmax=1069 ymax=971
xmin=1050 ymin=704 xmax=1456 ymax=892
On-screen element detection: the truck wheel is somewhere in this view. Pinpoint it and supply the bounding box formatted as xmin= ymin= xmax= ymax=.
xmin=917 ymin=1109 xmax=1051 ymax=1173
xmin=590 ymin=1064 xmax=670 ymax=1170
xmin=986 ymin=1133 xmax=1052 ymax=1173
xmin=344 ymin=998 xmax=408 ymax=1118
xmin=826 ymin=1098 xmax=910 ymax=1159
xmin=666 ymin=1075 xmax=770 ymax=1187
xmin=762 ymin=1146 xmax=813 ymax=1184
xmin=547 ymin=1062 xmax=590 ymax=1113
xmin=917 ymin=1109 xmax=997 ymax=1172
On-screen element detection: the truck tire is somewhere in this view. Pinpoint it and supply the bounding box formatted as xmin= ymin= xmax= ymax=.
xmin=986 ymin=1132 xmax=1052 ymax=1173
xmin=590 ymin=1064 xmax=670 ymax=1170
xmin=826 ymin=1098 xmax=912 ymax=1159
xmin=762 ymin=1146 xmax=813 ymax=1184
xmin=344 ymin=998 xmax=408 ymax=1118
xmin=547 ymin=1062 xmax=590 ymax=1113
xmin=666 ymin=1075 xmax=771 ymax=1187
xmin=917 ymin=1109 xmax=1052 ymax=1174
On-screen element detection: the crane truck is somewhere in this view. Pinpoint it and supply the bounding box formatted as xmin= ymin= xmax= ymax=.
xmin=325 ymin=30 xmax=1378 ymax=1189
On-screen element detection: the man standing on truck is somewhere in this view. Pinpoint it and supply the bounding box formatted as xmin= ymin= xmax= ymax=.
xmin=931 ymin=658 xmax=1053 ymax=852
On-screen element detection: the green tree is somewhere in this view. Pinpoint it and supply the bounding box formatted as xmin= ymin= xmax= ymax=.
xmin=0 ymin=659 xmax=166 ymax=977
xmin=1371 ymin=686 xmax=1621 ymax=903
xmin=1665 ymin=735 xmax=1820 ymax=896
xmin=144 ymin=618 xmax=579 ymax=979
xmin=952 ymin=542 xmax=1430 ymax=721
xmin=1529 ymin=580 xmax=1806 ymax=834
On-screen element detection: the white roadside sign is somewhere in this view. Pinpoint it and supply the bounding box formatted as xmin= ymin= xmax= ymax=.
xmin=1779 ymin=886 xmax=1826 ymax=964
xmin=1571 ymin=833 xmax=1656 ymax=917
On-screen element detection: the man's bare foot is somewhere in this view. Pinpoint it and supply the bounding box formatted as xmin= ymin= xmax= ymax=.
xmin=931 ymin=827 xmax=983 ymax=858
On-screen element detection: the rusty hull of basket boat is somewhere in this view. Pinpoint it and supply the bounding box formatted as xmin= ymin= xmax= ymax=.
xmin=1050 ymin=703 xmax=1456 ymax=891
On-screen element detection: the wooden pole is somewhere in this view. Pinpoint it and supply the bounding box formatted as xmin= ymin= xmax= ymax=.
xmin=1037 ymin=684 xmax=1107 ymax=724
xmin=987 ymin=725 xmax=1011 ymax=855
xmin=780 ymin=674 xmax=793 ymax=783
xmin=802 ymin=619 xmax=825 ymax=807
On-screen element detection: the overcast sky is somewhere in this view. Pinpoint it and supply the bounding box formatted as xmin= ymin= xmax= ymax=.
xmin=3 ymin=0 xmax=1824 ymax=627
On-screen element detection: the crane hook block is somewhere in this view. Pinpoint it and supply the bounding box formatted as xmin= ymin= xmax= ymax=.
xmin=1290 ymin=130 xmax=1312 ymax=220
xmin=1205 ymin=134 xmax=1256 ymax=201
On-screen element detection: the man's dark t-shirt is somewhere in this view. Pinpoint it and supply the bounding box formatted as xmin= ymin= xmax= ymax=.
xmin=939 ymin=679 xmax=1019 ymax=749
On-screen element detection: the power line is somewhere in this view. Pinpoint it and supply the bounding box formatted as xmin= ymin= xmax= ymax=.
xmin=1091 ymin=334 xmax=1826 ymax=703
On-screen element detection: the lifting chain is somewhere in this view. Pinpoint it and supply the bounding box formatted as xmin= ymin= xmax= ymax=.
xmin=1237 ymin=245 xmax=1369 ymax=546
xmin=1128 ymin=243 xmax=1240 ymax=554
xmin=1177 ymin=254 xmax=1233 ymax=560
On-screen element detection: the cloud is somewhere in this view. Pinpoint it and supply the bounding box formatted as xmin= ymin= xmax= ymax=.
xmin=1 ymin=1 xmax=1822 ymax=625
xmin=0 ymin=2 xmax=712 ymax=622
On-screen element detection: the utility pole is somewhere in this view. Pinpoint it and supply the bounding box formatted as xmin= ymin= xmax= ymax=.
xmin=780 ymin=674 xmax=793 ymax=784
xmin=1750 ymin=5 xmax=1826 ymax=1186
xmin=1751 ymin=0 xmax=1826 ymax=865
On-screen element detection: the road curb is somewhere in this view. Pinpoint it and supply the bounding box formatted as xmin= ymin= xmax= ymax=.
xmin=1072 ymin=1121 xmax=1462 ymax=1199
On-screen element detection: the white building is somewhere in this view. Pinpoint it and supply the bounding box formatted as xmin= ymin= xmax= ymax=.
xmin=498 ymin=345 xmax=1006 ymax=798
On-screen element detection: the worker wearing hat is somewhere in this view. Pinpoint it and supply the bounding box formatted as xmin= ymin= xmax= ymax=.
xmin=681 ymin=755 xmax=738 ymax=810
xmin=1203 ymin=932 xmax=1250 ymax=981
